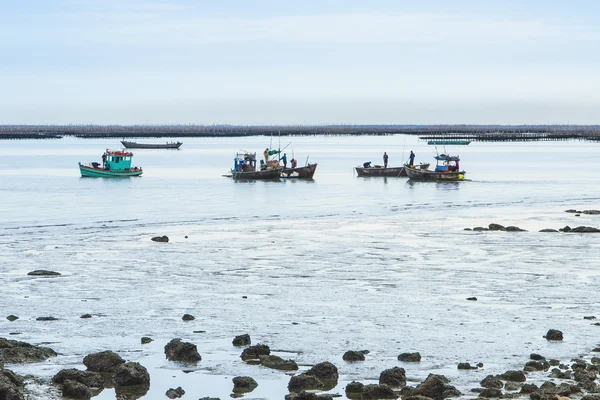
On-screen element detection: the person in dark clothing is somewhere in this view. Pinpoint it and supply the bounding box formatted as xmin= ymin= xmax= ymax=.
xmin=363 ymin=161 xmax=371 ymax=168
xmin=383 ymin=152 xmax=389 ymax=168
xmin=409 ymin=151 xmax=415 ymax=166
xmin=101 ymin=153 xmax=107 ymax=169
xmin=281 ymin=153 xmax=287 ymax=168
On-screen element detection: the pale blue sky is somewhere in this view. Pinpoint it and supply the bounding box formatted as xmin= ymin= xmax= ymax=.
xmin=0 ymin=0 xmax=598 ymax=124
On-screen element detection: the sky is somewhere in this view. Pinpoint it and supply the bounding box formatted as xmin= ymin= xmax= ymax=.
xmin=0 ymin=0 xmax=599 ymax=125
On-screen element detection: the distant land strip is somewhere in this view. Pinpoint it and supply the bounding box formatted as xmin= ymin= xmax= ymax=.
xmin=1 ymin=124 xmax=600 ymax=141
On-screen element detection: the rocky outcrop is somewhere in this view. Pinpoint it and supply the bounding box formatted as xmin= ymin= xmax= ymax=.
xmin=479 ymin=388 xmax=502 ymax=398
xmin=346 ymin=381 xmax=365 ymax=399
xmin=398 ymin=352 xmax=421 ymax=362
xmin=83 ymin=350 xmax=125 ymax=372
xmin=259 ymin=355 xmax=298 ymax=370
xmin=570 ymin=226 xmax=600 ymax=233
xmin=151 ymin=235 xmax=169 ymax=242
xmin=379 ymin=367 xmax=406 ymax=388
xmin=458 ymin=362 xmax=477 ymax=370
xmin=164 ymin=339 xmax=202 ymax=362
xmin=232 ymin=334 xmax=251 ymax=346
xmin=240 ymin=344 xmax=270 ymax=361
xmin=0 ymin=338 xmax=57 ymax=364
xmin=166 ymin=387 xmax=185 ymax=399
xmin=36 ymin=317 xmax=58 ymax=321
xmin=499 ymin=370 xmax=526 ymax=382
xmin=0 ymin=369 xmax=25 ymax=400
xmin=288 ymin=373 xmax=324 ymax=392
xmin=412 ymin=374 xmax=460 ymax=400
xmin=141 ymin=337 xmax=153 ymax=345
xmin=27 ymin=270 xmax=61 ymax=276
xmin=480 ymin=375 xmax=503 ymax=389
xmin=6 ymin=316 xmax=18 ymax=322
xmin=539 ymin=229 xmax=558 ymax=232
xmin=113 ymin=362 xmax=150 ymax=386
xmin=544 ymin=329 xmax=563 ymax=341
xmin=343 ymin=350 xmax=366 ymax=362
xmin=80 ymin=314 xmax=92 ymax=319
xmin=232 ymin=376 xmax=258 ymax=393
xmin=181 ymin=314 xmax=195 ymax=321
xmin=362 ymin=384 xmax=398 ymax=399
xmin=307 ymin=362 xmax=339 ymax=382
xmin=61 ymin=380 xmax=92 ymax=399
xmin=520 ymin=383 xmax=539 ymax=393
xmin=525 ymin=360 xmax=550 ymax=371
xmin=52 ymin=368 xmax=104 ymax=388
xmin=488 ymin=224 xmax=506 ymax=231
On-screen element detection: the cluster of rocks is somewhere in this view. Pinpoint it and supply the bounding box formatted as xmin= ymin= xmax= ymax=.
xmin=566 ymin=209 xmax=600 ymax=215
xmin=465 ymin=223 xmax=600 ymax=233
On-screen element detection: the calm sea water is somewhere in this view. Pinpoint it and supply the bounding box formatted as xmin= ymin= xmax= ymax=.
xmin=1 ymin=136 xmax=600 ymax=399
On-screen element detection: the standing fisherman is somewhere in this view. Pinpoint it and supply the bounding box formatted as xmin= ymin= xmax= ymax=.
xmin=264 ymin=148 xmax=269 ymax=163
xmin=383 ymin=152 xmax=389 ymax=168
xmin=281 ymin=153 xmax=287 ymax=168
xmin=408 ymin=150 xmax=415 ymax=167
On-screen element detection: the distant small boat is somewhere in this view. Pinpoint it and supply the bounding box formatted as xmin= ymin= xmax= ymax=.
xmin=79 ymin=149 xmax=143 ymax=177
xmin=405 ymin=154 xmax=465 ymax=181
xmin=229 ymin=152 xmax=282 ymax=180
xmin=121 ymin=140 xmax=182 ymax=149
xmin=355 ymin=163 xmax=429 ymax=177
xmin=427 ymin=140 xmax=471 ymax=145
xmin=282 ymin=163 xmax=318 ymax=179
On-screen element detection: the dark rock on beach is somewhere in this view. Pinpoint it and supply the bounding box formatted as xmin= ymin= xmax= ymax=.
xmin=0 ymin=338 xmax=57 ymax=363
xmin=479 ymin=388 xmax=502 ymax=398
xmin=27 ymin=270 xmax=61 ymax=276
xmin=466 ymin=297 xmax=478 ymax=301
xmin=232 ymin=376 xmax=258 ymax=393
xmin=458 ymin=362 xmax=477 ymax=370
xmin=539 ymin=229 xmax=558 ymax=232
xmin=140 ymin=337 xmax=153 ymax=344
xmin=379 ymin=367 xmax=406 ymax=388
xmin=504 ymin=381 xmax=522 ymax=391
xmin=83 ymin=350 xmax=125 ymax=372
xmin=488 ymin=223 xmax=506 ymax=231
xmin=113 ymin=362 xmax=150 ymax=386
xmin=166 ymin=386 xmax=185 ymax=399
xmin=240 ymin=344 xmax=270 ymax=361
xmin=61 ymin=380 xmax=92 ymax=399
xmin=544 ymin=329 xmax=563 ymax=341
xmin=412 ymin=374 xmax=460 ymax=400
xmin=53 ymin=368 xmax=104 ymax=388
xmin=530 ymin=353 xmax=545 ymax=360
xmin=164 ymin=339 xmax=201 ymax=362
xmin=560 ymin=226 xmax=571 ymax=232
xmin=288 ymin=373 xmax=324 ymax=392
xmin=181 ymin=313 xmax=195 ymax=321
xmin=306 ymin=361 xmax=339 ymax=382
xmin=259 ymin=355 xmax=298 ymax=370
xmin=6 ymin=316 xmax=18 ymax=322
xmin=398 ymin=352 xmax=421 ymax=362
xmin=285 ymin=391 xmax=318 ymax=400
xmin=481 ymin=375 xmax=503 ymax=389
xmin=524 ymin=360 xmax=550 ymax=371
xmin=151 ymin=235 xmax=169 ymax=242
xmin=570 ymin=226 xmax=600 ymax=233
xmin=362 ymin=383 xmax=399 ymax=399
xmin=232 ymin=334 xmax=251 ymax=346
xmin=343 ymin=350 xmax=366 ymax=362
xmin=499 ymin=370 xmax=526 ymax=382
xmin=506 ymin=226 xmax=526 ymax=232
xmin=80 ymin=314 xmax=92 ymax=319
xmin=473 ymin=227 xmax=489 ymax=231
xmin=0 ymin=368 xmax=25 ymax=400
xmin=346 ymin=381 xmax=365 ymax=398
xmin=520 ymin=383 xmax=539 ymax=394
xmin=36 ymin=316 xmax=58 ymax=321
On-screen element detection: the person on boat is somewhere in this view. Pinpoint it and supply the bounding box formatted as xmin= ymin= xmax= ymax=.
xmin=409 ymin=151 xmax=415 ymax=167
xmin=101 ymin=153 xmax=107 ymax=169
xmin=383 ymin=152 xmax=389 ymax=168
xmin=363 ymin=161 xmax=372 ymax=168
xmin=281 ymin=153 xmax=287 ymax=168
xmin=290 ymin=158 xmax=297 ymax=169
xmin=260 ymin=159 xmax=267 ymax=170
xmin=264 ymin=148 xmax=269 ymax=163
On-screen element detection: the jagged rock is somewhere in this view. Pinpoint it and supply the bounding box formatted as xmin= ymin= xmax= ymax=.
xmin=524 ymin=360 xmax=550 ymax=371
xmin=488 ymin=224 xmax=507 ymax=231
xmin=343 ymin=350 xmax=366 ymax=362
xmin=6 ymin=316 xmax=18 ymax=322
xmin=27 ymin=270 xmax=61 ymax=276
xmin=362 ymin=384 xmax=398 ymax=399
xmin=166 ymin=386 xmax=185 ymax=399
xmin=52 ymin=369 xmax=104 ymax=388
xmin=458 ymin=362 xmax=477 ymax=370
xmin=36 ymin=316 xmax=58 ymax=321
xmin=240 ymin=344 xmax=270 ymax=361
xmin=530 ymin=354 xmax=545 ymax=360
xmin=0 ymin=338 xmax=57 ymax=363
xmin=141 ymin=337 xmax=153 ymax=344
xmin=540 ymin=381 xmax=556 ymax=393
xmin=520 ymin=384 xmax=539 ymax=394
xmin=151 ymin=235 xmax=169 ymax=242
xmin=232 ymin=334 xmax=251 ymax=346
xmin=480 ymin=375 xmax=503 ymax=389
xmin=164 ymin=339 xmax=201 ymax=362
xmin=506 ymin=226 xmax=526 ymax=232
xmin=499 ymin=370 xmax=526 ymax=382
xmin=61 ymin=380 xmax=92 ymax=399
xmin=550 ymin=369 xmax=571 ymax=379
xmin=479 ymin=388 xmax=502 ymax=398
xmin=412 ymin=374 xmax=459 ymax=400
xmin=379 ymin=367 xmax=406 ymax=388
xmin=0 ymin=374 xmax=24 ymax=400
xmin=288 ymin=373 xmax=324 ymax=392
xmin=83 ymin=350 xmax=125 ymax=372
xmin=1 ymin=370 xmax=23 ymax=387
xmin=80 ymin=314 xmax=92 ymax=319
xmin=504 ymin=382 xmax=522 ymax=391
xmin=306 ymin=362 xmax=338 ymax=382
xmin=259 ymin=355 xmax=298 ymax=370
xmin=113 ymin=362 xmax=150 ymax=386
xmin=544 ymin=329 xmax=563 ymax=341
xmin=181 ymin=314 xmax=195 ymax=321
xmin=398 ymin=352 xmax=421 ymax=362
xmin=572 ymin=359 xmax=588 ymax=370
xmin=539 ymin=229 xmax=558 ymax=232
xmin=346 ymin=381 xmax=364 ymax=399
xmin=232 ymin=376 xmax=258 ymax=393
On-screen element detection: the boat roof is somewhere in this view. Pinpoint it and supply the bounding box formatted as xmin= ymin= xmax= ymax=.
xmin=434 ymin=154 xmax=460 ymax=161
xmin=105 ymin=149 xmax=133 ymax=156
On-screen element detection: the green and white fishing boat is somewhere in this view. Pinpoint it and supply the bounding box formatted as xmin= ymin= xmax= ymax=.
xmin=79 ymin=149 xmax=143 ymax=177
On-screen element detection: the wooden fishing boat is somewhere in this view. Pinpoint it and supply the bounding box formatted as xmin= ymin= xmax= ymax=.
xmin=405 ymin=154 xmax=465 ymax=181
xmin=355 ymin=163 xmax=429 ymax=177
xmin=282 ymin=163 xmax=318 ymax=179
xmin=121 ymin=140 xmax=182 ymax=149
xmin=79 ymin=149 xmax=143 ymax=177
xmin=229 ymin=152 xmax=282 ymax=180
xmin=427 ymin=140 xmax=471 ymax=145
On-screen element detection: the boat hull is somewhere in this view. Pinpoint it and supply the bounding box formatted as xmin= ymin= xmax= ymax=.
xmin=405 ymin=166 xmax=465 ymax=181
xmin=232 ymin=168 xmax=282 ymax=180
xmin=79 ymin=163 xmax=143 ymax=177
xmin=121 ymin=141 xmax=182 ymax=149
xmin=355 ymin=166 xmax=406 ymax=177
xmin=282 ymin=163 xmax=318 ymax=179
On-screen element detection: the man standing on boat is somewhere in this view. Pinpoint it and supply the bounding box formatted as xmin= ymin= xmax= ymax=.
xmin=383 ymin=152 xmax=389 ymax=168
xmin=409 ymin=150 xmax=415 ymax=167
xmin=101 ymin=153 xmax=107 ymax=169
xmin=281 ymin=153 xmax=287 ymax=168
xmin=264 ymin=148 xmax=269 ymax=163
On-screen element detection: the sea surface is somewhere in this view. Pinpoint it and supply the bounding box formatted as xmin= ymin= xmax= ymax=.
xmin=1 ymin=135 xmax=600 ymax=399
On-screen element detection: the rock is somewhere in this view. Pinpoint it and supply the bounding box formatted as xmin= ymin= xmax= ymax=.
xmin=36 ymin=316 xmax=58 ymax=321
xmin=565 ymin=209 xmax=578 ymax=213
xmin=259 ymin=355 xmax=298 ymax=370
xmin=464 ymin=228 xmax=472 ymax=231
xmin=232 ymin=376 xmax=258 ymax=393
xmin=113 ymin=362 xmax=150 ymax=386
xmin=0 ymin=338 xmax=57 ymax=363
xmin=80 ymin=314 xmax=92 ymax=319
xmin=343 ymin=350 xmax=366 ymax=362
xmin=412 ymin=374 xmax=459 ymax=400
xmin=473 ymin=227 xmax=489 ymax=231
xmin=0 ymin=374 xmax=24 ymax=400
xmin=520 ymin=384 xmax=539 ymax=394
xmin=198 ymin=398 xmax=220 ymax=400
xmin=582 ymin=396 xmax=600 ymax=400
xmin=52 ymin=369 xmax=104 ymax=388
xmin=346 ymin=381 xmax=365 ymax=399
xmin=499 ymin=370 xmax=526 ymax=382
xmin=405 ymin=396 xmax=435 ymax=400
xmin=240 ymin=344 xmax=270 ymax=361
xmin=362 ymin=383 xmax=398 ymax=399
xmin=548 ymin=359 xmax=560 ymax=366
xmin=570 ymin=226 xmax=600 ymax=233
xmin=166 ymin=386 xmax=185 ymax=399
xmin=458 ymin=362 xmax=477 ymax=370
xmin=530 ymin=353 xmax=545 ymax=360
xmin=151 ymin=235 xmax=169 ymax=242
xmin=288 ymin=373 xmax=324 ymax=392
xmin=232 ymin=334 xmax=251 ymax=346
xmin=479 ymin=388 xmax=502 ymax=398
xmin=141 ymin=337 xmax=153 ymax=344
xmin=398 ymin=352 xmax=421 ymax=362
xmin=592 ymin=357 xmax=600 ymax=365
xmin=379 ymin=367 xmax=406 ymax=388
xmin=285 ymin=391 xmax=318 ymax=400
xmin=306 ymin=362 xmax=339 ymax=382
xmin=1 ymin=370 xmax=23 ymax=387
xmin=524 ymin=360 xmax=550 ymax=371
xmin=480 ymin=376 xmax=503 ymax=389
xmin=504 ymin=382 xmax=522 ymax=391
xmin=559 ymin=226 xmax=571 ymax=232
xmin=6 ymin=316 xmax=18 ymax=322
xmin=584 ymin=210 xmax=600 ymax=215
xmin=584 ymin=316 xmax=597 ymax=320
xmin=164 ymin=339 xmax=201 ymax=362
xmin=506 ymin=226 xmax=526 ymax=232
xmin=61 ymin=380 xmax=92 ymax=399
xmin=539 ymin=229 xmax=558 ymax=232
xmin=488 ymin=224 xmax=507 ymax=231
xmin=466 ymin=297 xmax=477 ymax=301
xmin=27 ymin=270 xmax=61 ymax=276
xmin=544 ymin=329 xmax=563 ymax=341
xmin=114 ymin=384 xmax=149 ymax=399
xmin=181 ymin=314 xmax=195 ymax=321
xmin=83 ymin=350 xmax=125 ymax=372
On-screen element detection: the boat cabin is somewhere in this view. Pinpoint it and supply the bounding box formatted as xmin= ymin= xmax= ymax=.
xmin=234 ymin=152 xmax=257 ymax=173
xmin=434 ymin=154 xmax=460 ymax=173
xmin=102 ymin=149 xmax=135 ymax=171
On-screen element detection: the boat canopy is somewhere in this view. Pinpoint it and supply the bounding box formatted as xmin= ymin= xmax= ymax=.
xmin=434 ymin=154 xmax=460 ymax=161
